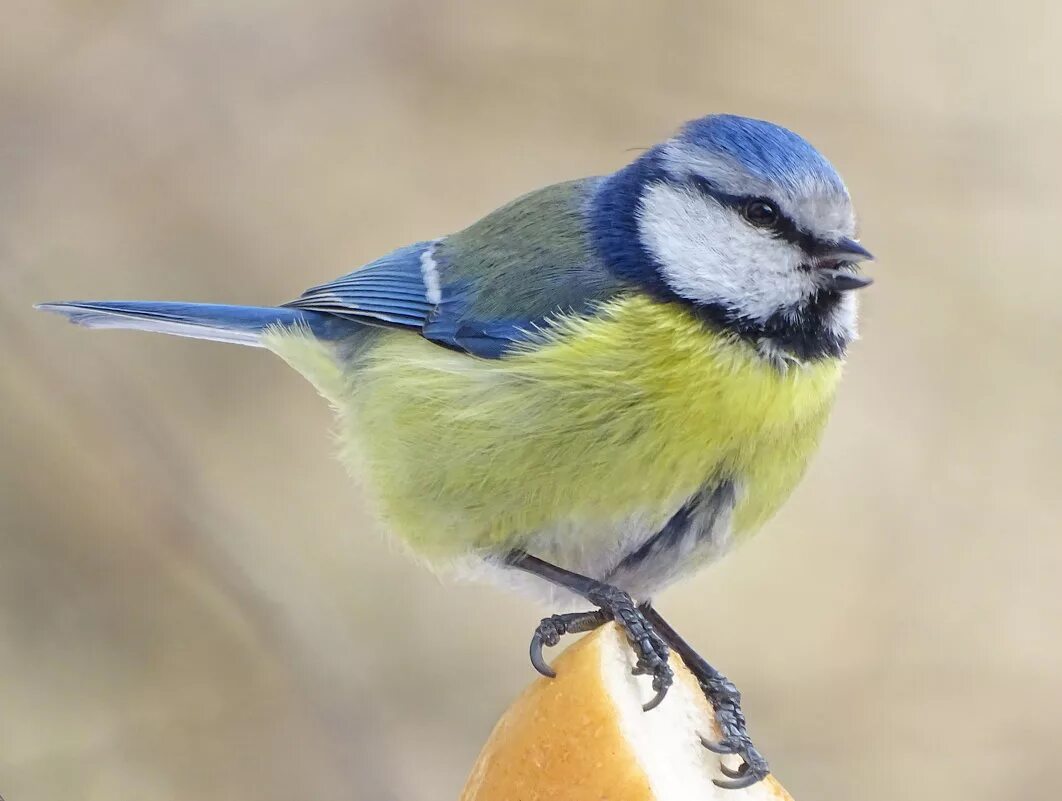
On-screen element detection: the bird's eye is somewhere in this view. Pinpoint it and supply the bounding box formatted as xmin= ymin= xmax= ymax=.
xmin=742 ymin=200 xmax=779 ymax=228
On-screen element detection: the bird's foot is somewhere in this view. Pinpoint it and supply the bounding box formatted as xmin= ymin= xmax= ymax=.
xmin=637 ymin=602 xmax=769 ymax=790
xmin=697 ymin=676 xmax=770 ymax=789
xmin=529 ymin=610 xmax=610 ymax=678
xmin=528 ymin=586 xmax=673 ymax=712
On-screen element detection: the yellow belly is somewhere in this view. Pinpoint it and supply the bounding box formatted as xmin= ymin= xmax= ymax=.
xmin=265 ymin=295 xmax=843 ymax=564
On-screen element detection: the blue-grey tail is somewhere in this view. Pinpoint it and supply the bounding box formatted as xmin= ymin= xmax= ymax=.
xmin=35 ymin=300 xmax=349 ymax=347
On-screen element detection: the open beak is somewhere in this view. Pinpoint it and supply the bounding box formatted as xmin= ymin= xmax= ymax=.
xmin=814 ymin=237 xmax=874 ymax=291
xmin=819 ymin=237 xmax=874 ymax=262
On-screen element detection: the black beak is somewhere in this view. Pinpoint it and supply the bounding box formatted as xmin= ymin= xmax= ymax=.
xmin=816 ymin=237 xmax=874 ymax=263
xmin=821 ymin=270 xmax=873 ymax=291
xmin=813 ymin=237 xmax=874 ymax=291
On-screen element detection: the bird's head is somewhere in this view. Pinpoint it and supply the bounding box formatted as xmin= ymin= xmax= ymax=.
xmin=592 ymin=114 xmax=872 ymax=364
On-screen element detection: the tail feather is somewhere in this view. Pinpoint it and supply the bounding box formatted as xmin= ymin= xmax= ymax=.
xmin=36 ymin=301 xmax=346 ymax=347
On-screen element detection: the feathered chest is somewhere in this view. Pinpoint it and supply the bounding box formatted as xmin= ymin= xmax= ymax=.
xmin=268 ymin=294 xmax=843 ymax=560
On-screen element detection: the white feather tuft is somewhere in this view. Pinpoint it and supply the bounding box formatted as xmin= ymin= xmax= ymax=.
xmin=419 ymin=241 xmax=443 ymax=306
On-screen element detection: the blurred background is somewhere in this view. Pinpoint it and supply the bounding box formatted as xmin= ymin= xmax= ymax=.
xmin=2 ymin=2 xmax=1060 ymax=800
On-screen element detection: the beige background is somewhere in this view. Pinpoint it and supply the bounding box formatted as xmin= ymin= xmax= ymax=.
xmin=2 ymin=2 xmax=1060 ymax=800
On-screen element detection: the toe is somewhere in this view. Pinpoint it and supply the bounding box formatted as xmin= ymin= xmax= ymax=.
xmin=529 ymin=631 xmax=557 ymax=678
xmin=718 ymin=762 xmax=748 ymax=780
xmin=641 ymin=685 xmax=668 ymax=712
xmin=712 ymin=771 xmax=764 ymax=791
xmin=699 ymin=734 xmax=738 ymax=754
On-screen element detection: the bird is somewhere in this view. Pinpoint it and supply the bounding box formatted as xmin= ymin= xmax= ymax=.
xmin=38 ymin=113 xmax=873 ymax=789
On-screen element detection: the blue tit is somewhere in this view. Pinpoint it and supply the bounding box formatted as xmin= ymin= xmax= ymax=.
xmin=39 ymin=114 xmax=873 ymax=787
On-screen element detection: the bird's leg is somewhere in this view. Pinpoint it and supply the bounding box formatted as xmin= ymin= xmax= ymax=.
xmin=503 ymin=549 xmax=673 ymax=711
xmin=640 ymin=602 xmax=769 ymax=790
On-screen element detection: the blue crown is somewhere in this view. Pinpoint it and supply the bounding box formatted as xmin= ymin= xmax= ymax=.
xmin=678 ymin=115 xmax=845 ymax=194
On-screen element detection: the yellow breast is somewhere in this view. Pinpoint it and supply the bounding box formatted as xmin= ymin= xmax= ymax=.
xmin=265 ymin=295 xmax=843 ymax=561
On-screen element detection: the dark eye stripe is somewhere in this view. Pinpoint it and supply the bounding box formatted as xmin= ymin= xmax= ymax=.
xmin=687 ymin=176 xmax=821 ymax=254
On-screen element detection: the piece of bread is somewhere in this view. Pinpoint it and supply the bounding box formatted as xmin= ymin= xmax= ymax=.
xmin=460 ymin=622 xmax=793 ymax=801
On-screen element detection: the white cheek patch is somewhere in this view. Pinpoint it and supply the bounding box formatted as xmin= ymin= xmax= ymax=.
xmin=636 ymin=183 xmax=816 ymax=323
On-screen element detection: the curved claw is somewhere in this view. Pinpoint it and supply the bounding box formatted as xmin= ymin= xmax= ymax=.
xmin=718 ymin=761 xmax=749 ymax=780
xmin=641 ymin=684 xmax=668 ymax=712
xmin=529 ymin=632 xmax=557 ymax=679
xmin=699 ymin=734 xmax=738 ymax=754
xmin=713 ymin=771 xmax=764 ymax=791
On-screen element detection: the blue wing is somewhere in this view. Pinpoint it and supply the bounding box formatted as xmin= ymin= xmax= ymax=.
xmin=284 ymin=240 xmax=537 ymax=358
xmin=286 ymin=242 xmax=437 ymax=330
xmin=285 ymin=179 xmax=630 ymax=359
